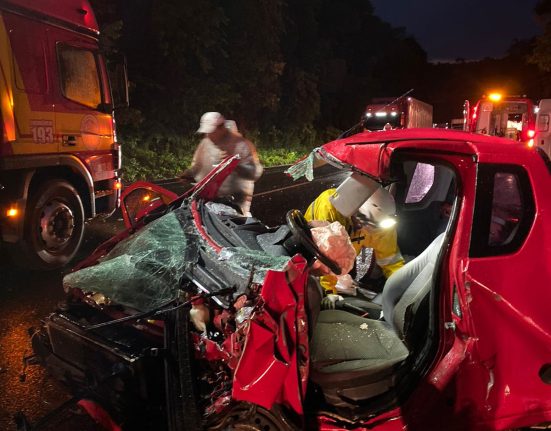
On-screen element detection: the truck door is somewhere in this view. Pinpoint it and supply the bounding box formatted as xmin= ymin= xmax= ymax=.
xmin=536 ymin=99 xmax=551 ymax=157
xmin=3 ymin=12 xmax=55 ymax=153
xmin=47 ymin=27 xmax=114 ymax=181
xmin=475 ymin=101 xmax=493 ymax=134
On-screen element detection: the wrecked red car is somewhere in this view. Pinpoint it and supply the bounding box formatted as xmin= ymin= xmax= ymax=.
xmin=26 ymin=128 xmax=551 ymax=431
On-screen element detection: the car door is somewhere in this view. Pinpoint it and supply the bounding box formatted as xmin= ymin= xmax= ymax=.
xmin=459 ymin=163 xmax=551 ymax=428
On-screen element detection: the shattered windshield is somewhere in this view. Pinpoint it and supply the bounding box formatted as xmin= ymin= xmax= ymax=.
xmin=64 ymin=203 xmax=292 ymax=312
xmin=64 ymin=208 xmax=194 ymax=311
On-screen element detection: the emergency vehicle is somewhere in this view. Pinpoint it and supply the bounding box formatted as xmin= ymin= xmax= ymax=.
xmin=0 ymin=0 xmax=127 ymax=270
xmin=467 ymin=93 xmax=537 ymax=145
xmin=535 ymin=98 xmax=551 ymax=157
xmin=362 ymin=96 xmax=433 ymax=131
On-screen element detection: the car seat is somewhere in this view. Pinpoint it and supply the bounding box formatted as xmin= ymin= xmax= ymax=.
xmin=309 ymin=232 xmax=446 ymax=409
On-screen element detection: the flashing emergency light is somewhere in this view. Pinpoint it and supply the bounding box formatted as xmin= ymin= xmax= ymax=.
xmin=142 ymin=194 xmax=151 ymax=202
xmin=527 ymin=130 xmax=535 ymax=138
xmin=114 ymin=181 xmax=122 ymax=190
xmin=528 ymin=139 xmax=535 ymax=148
xmin=488 ymin=93 xmax=502 ymax=102
xmin=6 ymin=207 xmax=18 ymax=217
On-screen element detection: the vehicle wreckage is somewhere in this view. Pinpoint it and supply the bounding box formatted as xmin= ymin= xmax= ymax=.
xmin=21 ymin=128 xmax=551 ymax=430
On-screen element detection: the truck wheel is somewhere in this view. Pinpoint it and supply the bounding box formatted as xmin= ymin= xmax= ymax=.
xmin=19 ymin=180 xmax=85 ymax=270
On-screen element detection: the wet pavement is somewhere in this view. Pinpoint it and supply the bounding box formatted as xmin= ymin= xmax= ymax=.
xmin=0 ymin=166 xmax=344 ymax=430
xmin=0 ymin=218 xmax=124 ymax=431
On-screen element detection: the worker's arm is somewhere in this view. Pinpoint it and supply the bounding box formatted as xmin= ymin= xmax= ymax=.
xmin=234 ymin=139 xmax=263 ymax=181
xmin=304 ymin=189 xmax=351 ymax=231
xmin=181 ymin=141 xmax=206 ymax=180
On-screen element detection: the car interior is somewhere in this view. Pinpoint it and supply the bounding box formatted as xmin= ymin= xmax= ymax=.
xmin=194 ymin=157 xmax=458 ymax=415
xmin=305 ymin=159 xmax=456 ymax=412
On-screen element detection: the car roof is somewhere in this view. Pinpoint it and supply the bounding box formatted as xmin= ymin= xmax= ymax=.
xmin=323 ymin=128 xmax=535 ymax=156
xmin=320 ymin=128 xmax=540 ymax=178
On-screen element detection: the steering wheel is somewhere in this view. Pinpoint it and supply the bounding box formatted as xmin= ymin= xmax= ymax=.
xmin=286 ymin=209 xmax=342 ymax=275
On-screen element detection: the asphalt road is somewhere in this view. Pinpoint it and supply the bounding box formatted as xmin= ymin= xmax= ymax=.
xmin=0 ymin=165 xmax=344 ymax=431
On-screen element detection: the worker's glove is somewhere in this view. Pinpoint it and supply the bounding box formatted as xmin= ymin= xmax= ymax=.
xmin=321 ymin=294 xmax=344 ymax=310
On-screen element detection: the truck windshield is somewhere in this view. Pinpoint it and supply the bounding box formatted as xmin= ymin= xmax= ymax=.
xmin=363 ymin=113 xmax=402 ymax=131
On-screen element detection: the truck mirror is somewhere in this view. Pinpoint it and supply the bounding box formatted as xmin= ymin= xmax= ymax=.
xmin=97 ymin=102 xmax=114 ymax=114
xmin=108 ymin=55 xmax=129 ymax=109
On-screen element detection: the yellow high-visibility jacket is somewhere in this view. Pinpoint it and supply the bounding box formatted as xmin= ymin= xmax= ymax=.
xmin=304 ymin=188 xmax=404 ymax=293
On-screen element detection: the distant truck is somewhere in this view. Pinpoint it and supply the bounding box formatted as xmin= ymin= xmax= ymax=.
xmin=449 ymin=118 xmax=465 ymax=130
xmin=0 ymin=0 xmax=128 ymax=270
xmin=466 ymin=93 xmax=537 ymax=143
xmin=535 ymin=98 xmax=551 ymax=157
xmin=362 ymin=97 xmax=433 ymax=131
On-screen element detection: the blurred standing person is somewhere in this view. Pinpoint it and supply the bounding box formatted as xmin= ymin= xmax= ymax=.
xmin=181 ymin=112 xmax=263 ymax=216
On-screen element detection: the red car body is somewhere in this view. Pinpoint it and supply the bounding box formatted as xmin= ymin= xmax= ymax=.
xmin=304 ymin=129 xmax=551 ymax=430
xmin=32 ymin=128 xmax=551 ymax=431
xmin=222 ymin=129 xmax=551 ymax=430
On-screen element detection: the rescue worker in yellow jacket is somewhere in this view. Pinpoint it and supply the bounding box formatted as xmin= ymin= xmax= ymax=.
xmin=305 ymin=184 xmax=404 ymax=294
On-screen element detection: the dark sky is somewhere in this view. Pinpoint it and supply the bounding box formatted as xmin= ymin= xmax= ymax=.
xmin=371 ymin=0 xmax=542 ymax=62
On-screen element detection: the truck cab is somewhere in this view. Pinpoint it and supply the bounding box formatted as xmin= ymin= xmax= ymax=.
xmin=362 ymin=97 xmax=433 ymax=131
xmin=0 ymin=0 xmax=127 ymax=270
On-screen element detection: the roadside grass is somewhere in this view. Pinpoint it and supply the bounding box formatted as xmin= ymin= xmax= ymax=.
xmin=121 ymin=127 xmax=340 ymax=183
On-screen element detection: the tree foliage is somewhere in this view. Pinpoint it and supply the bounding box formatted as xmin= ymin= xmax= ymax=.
xmin=91 ymin=0 xmax=430 ymax=141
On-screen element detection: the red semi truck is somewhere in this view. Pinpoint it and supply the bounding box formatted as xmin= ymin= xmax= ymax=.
xmin=362 ymin=96 xmax=433 ymax=131
xmin=0 ymin=0 xmax=127 ymax=270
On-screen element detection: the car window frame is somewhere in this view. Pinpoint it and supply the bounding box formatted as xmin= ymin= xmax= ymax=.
xmin=469 ymin=163 xmax=535 ymax=258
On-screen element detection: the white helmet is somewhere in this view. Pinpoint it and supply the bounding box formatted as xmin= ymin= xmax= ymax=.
xmin=357 ymin=187 xmax=396 ymax=229
xmin=330 ymin=173 xmax=380 ymax=217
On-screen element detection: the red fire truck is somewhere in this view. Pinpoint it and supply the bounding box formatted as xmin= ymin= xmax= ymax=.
xmin=0 ymin=0 xmax=127 ymax=270
xmin=467 ymin=93 xmax=537 ymax=145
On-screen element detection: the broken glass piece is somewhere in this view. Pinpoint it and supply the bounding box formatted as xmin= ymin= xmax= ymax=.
xmin=217 ymin=247 xmax=291 ymax=284
xmin=284 ymin=150 xmax=317 ymax=181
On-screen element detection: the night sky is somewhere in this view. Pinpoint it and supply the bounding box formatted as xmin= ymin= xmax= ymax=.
xmin=371 ymin=0 xmax=542 ymax=62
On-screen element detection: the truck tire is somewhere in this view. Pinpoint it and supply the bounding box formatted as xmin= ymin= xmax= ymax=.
xmin=18 ymin=179 xmax=85 ymax=270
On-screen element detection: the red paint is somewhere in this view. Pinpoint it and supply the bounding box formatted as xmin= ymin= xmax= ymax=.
xmin=228 ymin=130 xmax=551 ymax=429
xmin=77 ymin=399 xmax=121 ymax=431
xmin=6 ymin=0 xmax=99 ymax=33
xmin=119 ymin=181 xmax=177 ymax=229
